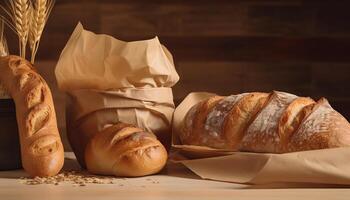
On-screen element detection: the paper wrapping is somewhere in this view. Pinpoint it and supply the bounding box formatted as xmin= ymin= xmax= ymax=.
xmin=55 ymin=23 xmax=179 ymax=166
xmin=172 ymin=92 xmax=350 ymax=185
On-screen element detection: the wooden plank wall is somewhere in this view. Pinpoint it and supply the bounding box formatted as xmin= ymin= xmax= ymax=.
xmin=2 ymin=0 xmax=350 ymax=149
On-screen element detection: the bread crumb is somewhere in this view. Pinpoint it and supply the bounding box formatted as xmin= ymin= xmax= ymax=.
xmin=19 ymin=170 xmax=118 ymax=186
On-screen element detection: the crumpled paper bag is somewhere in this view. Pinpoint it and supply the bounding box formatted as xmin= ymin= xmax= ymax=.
xmin=55 ymin=22 xmax=179 ymax=167
xmin=171 ymin=92 xmax=350 ymax=185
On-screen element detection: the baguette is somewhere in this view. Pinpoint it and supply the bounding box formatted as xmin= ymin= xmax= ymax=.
xmin=180 ymin=91 xmax=350 ymax=153
xmin=0 ymin=56 xmax=64 ymax=177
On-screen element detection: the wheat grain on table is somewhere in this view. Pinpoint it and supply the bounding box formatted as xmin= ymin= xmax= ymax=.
xmin=0 ymin=152 xmax=349 ymax=200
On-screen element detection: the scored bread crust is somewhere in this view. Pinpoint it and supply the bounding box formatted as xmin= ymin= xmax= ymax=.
xmin=180 ymin=96 xmax=223 ymax=146
xmin=278 ymin=97 xmax=315 ymax=152
xmin=180 ymin=91 xmax=350 ymax=153
xmin=240 ymin=91 xmax=298 ymax=153
xmin=223 ymin=92 xmax=269 ymax=150
xmin=85 ymin=122 xmax=167 ymax=177
xmin=201 ymin=93 xmax=248 ymax=148
xmin=288 ymin=98 xmax=350 ymax=152
xmin=0 ymin=56 xmax=64 ymax=177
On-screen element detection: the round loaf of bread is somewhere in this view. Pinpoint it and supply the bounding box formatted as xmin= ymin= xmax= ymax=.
xmin=85 ymin=123 xmax=167 ymax=177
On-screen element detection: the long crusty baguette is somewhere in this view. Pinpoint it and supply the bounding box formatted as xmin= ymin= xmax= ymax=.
xmin=180 ymin=91 xmax=350 ymax=153
xmin=85 ymin=122 xmax=167 ymax=177
xmin=0 ymin=56 xmax=64 ymax=177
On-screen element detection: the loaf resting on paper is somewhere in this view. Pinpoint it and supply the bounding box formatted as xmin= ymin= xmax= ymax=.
xmin=180 ymin=91 xmax=350 ymax=153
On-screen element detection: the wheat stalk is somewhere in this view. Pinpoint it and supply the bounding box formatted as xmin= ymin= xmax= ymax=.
xmin=0 ymin=19 xmax=9 ymax=56
xmin=29 ymin=0 xmax=54 ymax=63
xmin=8 ymin=0 xmax=31 ymax=58
xmin=0 ymin=0 xmax=54 ymax=63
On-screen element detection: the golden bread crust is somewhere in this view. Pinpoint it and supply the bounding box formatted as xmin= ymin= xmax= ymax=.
xmin=0 ymin=56 xmax=64 ymax=177
xmin=180 ymin=91 xmax=350 ymax=153
xmin=85 ymin=123 xmax=167 ymax=177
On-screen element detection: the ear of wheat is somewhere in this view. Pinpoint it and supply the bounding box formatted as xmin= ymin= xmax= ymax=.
xmin=29 ymin=0 xmax=54 ymax=63
xmin=8 ymin=0 xmax=31 ymax=58
xmin=0 ymin=0 xmax=55 ymax=63
xmin=0 ymin=19 xmax=9 ymax=56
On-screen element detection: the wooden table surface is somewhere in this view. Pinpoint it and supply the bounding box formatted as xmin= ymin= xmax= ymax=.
xmin=0 ymin=153 xmax=349 ymax=200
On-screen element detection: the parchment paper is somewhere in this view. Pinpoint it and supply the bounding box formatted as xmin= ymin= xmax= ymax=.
xmin=172 ymin=92 xmax=350 ymax=185
xmin=55 ymin=22 xmax=179 ymax=166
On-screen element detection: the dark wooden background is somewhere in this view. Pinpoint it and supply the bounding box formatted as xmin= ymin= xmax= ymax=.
xmin=2 ymin=0 xmax=350 ymax=149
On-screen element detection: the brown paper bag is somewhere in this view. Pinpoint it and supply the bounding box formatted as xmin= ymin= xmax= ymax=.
xmin=55 ymin=22 xmax=179 ymax=167
xmin=172 ymin=92 xmax=350 ymax=185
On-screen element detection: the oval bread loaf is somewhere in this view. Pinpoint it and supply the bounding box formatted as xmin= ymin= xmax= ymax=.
xmin=85 ymin=122 xmax=167 ymax=177
xmin=180 ymin=91 xmax=350 ymax=153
